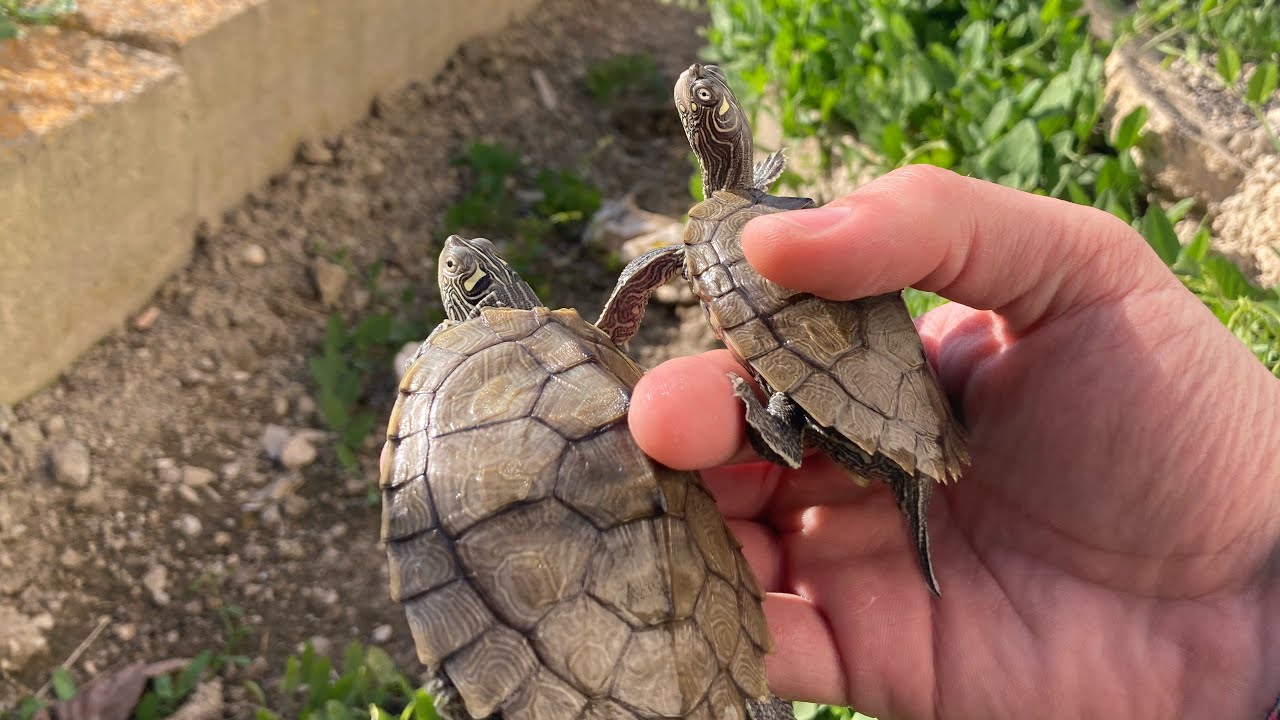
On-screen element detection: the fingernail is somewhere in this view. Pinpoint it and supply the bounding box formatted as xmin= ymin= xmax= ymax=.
xmin=769 ymin=204 xmax=854 ymax=232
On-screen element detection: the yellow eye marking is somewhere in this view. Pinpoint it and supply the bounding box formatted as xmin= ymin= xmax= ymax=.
xmin=463 ymin=268 xmax=487 ymax=292
xmin=718 ymin=97 xmax=730 ymax=116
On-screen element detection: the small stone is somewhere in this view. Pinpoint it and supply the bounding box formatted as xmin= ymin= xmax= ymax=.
xmin=142 ymin=564 xmax=170 ymax=606
xmin=71 ymin=482 xmax=108 ymax=512
xmin=261 ymin=425 xmax=290 ymax=460
xmin=371 ymin=624 xmax=393 ymax=644
xmin=59 ymin=548 xmax=83 ymax=568
xmin=277 ymin=538 xmax=305 ymax=560
xmin=280 ymin=435 xmax=316 ymax=469
xmin=242 ymin=243 xmax=268 ymax=267
xmin=313 ymin=587 xmax=338 ymax=607
xmin=42 ymin=415 xmax=66 ymax=436
xmin=273 ymin=396 xmax=289 ymax=417
xmin=302 ymin=636 xmax=332 ymax=658
xmin=155 ymin=458 xmax=181 ymax=484
xmin=132 ymin=306 xmax=161 ymax=331
xmin=8 ymin=421 xmax=44 ymax=463
xmin=0 ymin=405 xmax=14 ymax=437
xmin=530 ymin=68 xmax=558 ymax=110
xmin=0 ymin=605 xmax=48 ymax=671
xmin=48 ymin=439 xmax=91 ymax=488
xmin=310 ymin=257 xmax=349 ymax=309
xmin=282 ymin=494 xmax=310 ymax=518
xmin=176 ymin=485 xmax=201 ymax=504
xmin=260 ymin=504 xmax=282 ymax=529
xmin=220 ymin=462 xmax=241 ymax=481
xmin=298 ymin=139 xmax=334 ymax=165
xmin=176 ymin=514 xmax=202 ymax=537
xmin=182 ymin=465 xmax=216 ymax=488
xmin=294 ymin=395 xmax=316 ymax=420
xmin=213 ymin=531 xmax=232 ymax=548
xmin=113 ymin=623 xmax=137 ymax=642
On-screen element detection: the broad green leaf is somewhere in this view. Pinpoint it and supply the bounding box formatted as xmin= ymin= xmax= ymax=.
xmin=1112 ymin=106 xmax=1149 ymax=151
xmin=1216 ymin=44 xmax=1242 ymax=86
xmin=282 ymin=655 xmax=303 ymax=693
xmin=51 ymin=667 xmax=76 ymax=701
xmin=0 ymin=17 xmax=18 ymax=40
xmin=1140 ymin=204 xmax=1180 ymax=265
xmin=1028 ymin=73 xmax=1076 ymax=116
xmin=985 ymin=119 xmax=1041 ymax=180
xmin=1246 ymin=61 xmax=1279 ymax=105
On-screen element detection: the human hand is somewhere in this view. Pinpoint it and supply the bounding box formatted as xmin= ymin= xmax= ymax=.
xmin=628 ymin=165 xmax=1280 ymax=718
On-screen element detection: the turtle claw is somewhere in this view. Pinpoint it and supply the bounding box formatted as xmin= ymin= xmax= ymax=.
xmin=729 ymin=373 xmax=805 ymax=468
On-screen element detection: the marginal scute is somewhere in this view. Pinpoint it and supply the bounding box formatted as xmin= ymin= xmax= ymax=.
xmin=535 ymin=363 xmax=630 ymax=439
xmin=557 ymin=427 xmax=661 ymax=528
xmin=387 ymin=529 xmax=457 ymax=601
xmin=686 ymin=487 xmax=738 ymax=584
xmin=655 ymin=467 xmax=690 ymax=518
xmin=751 ymin=348 xmax=810 ymax=394
xmin=457 ymin=500 xmax=597 ymax=630
xmin=383 ymin=427 xmax=429 ymax=488
xmin=533 ymin=595 xmax=630 ymax=696
xmin=592 ymin=341 xmax=645 ymax=388
xmin=693 ymin=263 xmax=735 ymax=298
xmin=483 ymin=305 xmax=550 ymax=342
xmin=723 ymin=319 xmax=778 ymax=361
xmin=656 ymin=516 xmax=705 ymax=619
xmin=401 ymin=347 xmax=467 ymax=395
xmin=381 ymin=475 xmax=434 ymax=541
xmin=430 ymin=344 xmax=546 ymax=436
xmin=878 ymin=420 xmax=919 ymax=475
xmin=709 ymin=290 xmax=756 ymax=330
xmin=428 ymin=318 xmax=503 ymax=356
xmin=445 ymin=624 xmax=539 ymax=718
xmin=684 ymin=237 xmax=721 ymax=275
xmin=725 ymin=259 xmax=796 ymax=315
xmin=387 ymin=392 xmax=434 ymax=440
xmin=581 ymin=700 xmax=640 ymax=720
xmin=693 ymin=573 xmax=740 ymax=665
xmin=588 ymin=519 xmax=671 ymax=626
xmin=739 ymin=584 xmax=771 ymax=652
xmin=614 ymin=626 xmax=714 ymax=717
xmin=704 ymin=674 xmax=744 ymax=720
xmin=671 ymin=621 xmax=718 ymax=712
xmin=551 ymin=308 xmax=612 ymax=345
xmin=728 ymin=634 xmax=769 ymax=699
xmin=790 ymin=372 xmax=846 ymax=427
xmin=769 ymin=298 xmax=859 ymax=369
xmin=502 ymin=667 xmax=589 ymax=720
xmin=429 ymin=418 xmax=565 ymax=536
xmin=403 ymin=580 xmax=495 ymax=667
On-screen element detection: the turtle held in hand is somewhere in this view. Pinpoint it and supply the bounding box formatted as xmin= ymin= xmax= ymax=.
xmin=381 ymin=236 xmax=788 ymax=720
xmin=598 ymin=64 xmax=968 ymax=595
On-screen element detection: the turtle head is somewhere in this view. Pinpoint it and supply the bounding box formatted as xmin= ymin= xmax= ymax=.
xmin=437 ymin=235 xmax=540 ymax=321
xmin=674 ymin=63 xmax=754 ymax=196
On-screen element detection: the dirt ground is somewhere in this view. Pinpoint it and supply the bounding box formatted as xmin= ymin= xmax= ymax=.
xmin=0 ymin=0 xmax=716 ymax=711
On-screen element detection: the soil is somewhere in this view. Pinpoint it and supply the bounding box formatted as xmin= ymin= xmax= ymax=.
xmin=0 ymin=0 xmax=716 ymax=712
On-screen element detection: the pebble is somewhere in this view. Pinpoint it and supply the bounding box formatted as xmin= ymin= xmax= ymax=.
xmin=59 ymin=548 xmax=83 ymax=568
xmin=182 ymin=465 xmax=216 ymax=488
xmin=0 ymin=604 xmax=48 ymax=671
xmin=298 ymin=139 xmax=334 ymax=165
xmin=176 ymin=485 xmax=201 ymax=504
xmin=310 ymin=257 xmax=349 ymax=309
xmin=280 ymin=435 xmax=317 ymax=469
xmin=113 ymin=623 xmax=137 ymax=642
xmin=48 ymin=439 xmax=91 ymax=488
xmin=0 ymin=405 xmax=13 ymax=437
xmin=143 ymin=564 xmax=170 ymax=606
xmin=294 ymin=395 xmax=317 ymax=420
xmin=176 ymin=514 xmax=202 ymax=537
xmin=8 ymin=421 xmax=44 ymax=463
xmin=72 ymin=480 xmax=108 ymax=512
xmin=261 ymin=424 xmax=290 ymax=461
xmin=155 ymin=458 xmax=182 ymax=484
xmin=531 ymin=68 xmax=558 ymax=110
xmin=42 ymin=415 xmax=66 ymax=436
xmin=282 ymin=494 xmax=310 ymax=518
xmin=132 ymin=305 xmax=162 ymax=331
xmin=371 ymin=624 xmax=393 ymax=644
xmin=213 ymin=531 xmax=232 ymax=548
xmin=312 ymin=587 xmax=338 ymax=607
xmin=278 ymin=538 xmax=305 ymax=560
xmin=242 ymin=243 xmax=268 ymax=267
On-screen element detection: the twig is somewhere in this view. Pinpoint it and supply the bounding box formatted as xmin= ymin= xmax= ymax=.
xmin=35 ymin=615 xmax=110 ymax=698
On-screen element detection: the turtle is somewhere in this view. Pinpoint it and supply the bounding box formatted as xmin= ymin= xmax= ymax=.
xmin=380 ymin=235 xmax=792 ymax=720
xmin=597 ymin=64 xmax=969 ymax=596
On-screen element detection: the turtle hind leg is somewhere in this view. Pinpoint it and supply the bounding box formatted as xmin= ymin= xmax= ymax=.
xmin=810 ymin=428 xmax=941 ymax=596
xmin=747 ymin=694 xmax=796 ymax=720
xmin=596 ymin=244 xmax=686 ymax=346
xmin=729 ymin=373 xmax=805 ymax=468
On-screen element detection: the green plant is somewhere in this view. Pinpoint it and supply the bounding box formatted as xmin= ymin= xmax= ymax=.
xmin=258 ymin=641 xmax=419 ymax=720
xmin=0 ymin=0 xmax=75 ymax=40
xmin=585 ymin=53 xmax=667 ymax=107
xmin=794 ymin=702 xmax=879 ymax=720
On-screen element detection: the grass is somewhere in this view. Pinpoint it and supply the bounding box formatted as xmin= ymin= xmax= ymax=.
xmin=0 ymin=0 xmax=75 ymax=39
xmin=702 ymin=0 xmax=1280 ymax=374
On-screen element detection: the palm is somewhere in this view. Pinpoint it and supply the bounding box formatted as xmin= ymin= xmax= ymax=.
xmin=704 ymin=288 xmax=1279 ymax=718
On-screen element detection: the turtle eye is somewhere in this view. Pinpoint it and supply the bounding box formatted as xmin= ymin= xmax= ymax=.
xmin=695 ymin=87 xmax=713 ymax=103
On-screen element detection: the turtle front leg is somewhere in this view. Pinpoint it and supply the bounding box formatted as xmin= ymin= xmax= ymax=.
xmin=729 ymin=373 xmax=805 ymax=468
xmin=596 ymin=244 xmax=686 ymax=346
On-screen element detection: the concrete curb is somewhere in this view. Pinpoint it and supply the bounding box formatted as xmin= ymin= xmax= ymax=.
xmin=0 ymin=0 xmax=538 ymax=404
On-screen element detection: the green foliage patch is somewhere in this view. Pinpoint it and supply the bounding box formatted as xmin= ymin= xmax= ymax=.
xmin=0 ymin=0 xmax=75 ymax=40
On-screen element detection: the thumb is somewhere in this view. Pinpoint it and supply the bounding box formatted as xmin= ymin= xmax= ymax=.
xmin=741 ymin=165 xmax=1178 ymax=332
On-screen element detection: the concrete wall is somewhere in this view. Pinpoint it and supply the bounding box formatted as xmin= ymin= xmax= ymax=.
xmin=0 ymin=0 xmax=539 ymax=404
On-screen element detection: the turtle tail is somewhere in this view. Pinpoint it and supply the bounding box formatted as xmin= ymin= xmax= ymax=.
xmin=747 ymin=694 xmax=796 ymax=720
xmin=888 ymin=468 xmax=940 ymax=597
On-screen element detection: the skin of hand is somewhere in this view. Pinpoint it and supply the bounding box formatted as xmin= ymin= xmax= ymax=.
xmin=627 ymin=165 xmax=1280 ymax=718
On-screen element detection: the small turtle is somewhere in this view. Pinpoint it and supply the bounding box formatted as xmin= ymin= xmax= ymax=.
xmin=598 ymin=64 xmax=968 ymax=595
xmin=381 ymin=236 xmax=782 ymax=720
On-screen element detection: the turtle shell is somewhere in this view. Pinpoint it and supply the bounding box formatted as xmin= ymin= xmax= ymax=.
xmin=685 ymin=189 xmax=967 ymax=483
xmin=381 ymin=306 xmax=771 ymax=720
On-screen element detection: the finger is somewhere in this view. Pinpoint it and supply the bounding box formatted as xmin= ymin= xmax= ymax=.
xmin=761 ymin=593 xmax=847 ymax=704
xmin=742 ymin=165 xmax=1175 ymax=332
xmin=914 ymin=302 xmax=1008 ymax=404
xmin=629 ymin=350 xmax=754 ymax=469
xmin=724 ymin=518 xmax=785 ymax=592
